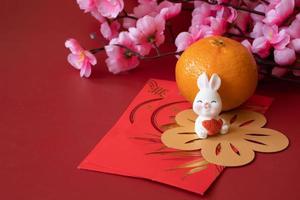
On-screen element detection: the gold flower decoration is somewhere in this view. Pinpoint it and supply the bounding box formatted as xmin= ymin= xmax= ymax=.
xmin=161 ymin=109 xmax=289 ymax=167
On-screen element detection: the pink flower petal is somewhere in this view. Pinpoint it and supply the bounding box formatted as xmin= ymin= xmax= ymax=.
xmin=158 ymin=1 xmax=182 ymax=20
xmin=100 ymin=21 xmax=120 ymax=40
xmin=105 ymin=31 xmax=141 ymax=74
xmin=273 ymin=29 xmax=290 ymax=49
xmin=291 ymin=38 xmax=300 ymax=53
xmin=65 ymin=39 xmax=84 ymax=54
xmin=80 ymin=62 xmax=92 ymax=78
xmin=262 ymin=24 xmax=278 ymax=41
xmin=288 ymin=18 xmax=300 ymax=38
xmin=97 ymin=0 xmax=124 ymax=19
xmin=100 ymin=21 xmax=112 ymax=40
xmin=252 ymin=37 xmax=271 ymax=58
xmin=210 ymin=17 xmax=227 ymax=35
xmin=137 ymin=15 xmax=156 ymax=36
xmin=227 ymin=7 xmax=237 ymax=23
xmin=250 ymin=22 xmax=264 ymax=38
xmin=241 ymin=39 xmax=252 ymax=52
xmin=129 ymin=15 xmax=165 ymax=47
xmin=263 ymin=0 xmax=295 ymax=25
xmin=175 ymin=32 xmax=194 ymax=52
xmin=77 ymin=0 xmax=96 ymax=13
xmin=133 ymin=1 xmax=158 ymax=18
xmin=274 ymin=48 xmax=296 ymax=65
xmin=90 ymin=10 xmax=105 ymax=22
xmin=84 ymin=50 xmax=97 ymax=66
xmin=105 ymin=56 xmax=139 ymax=74
xmin=67 ymin=54 xmax=83 ymax=70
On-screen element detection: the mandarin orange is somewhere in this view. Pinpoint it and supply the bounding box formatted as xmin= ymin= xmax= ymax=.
xmin=176 ymin=36 xmax=258 ymax=111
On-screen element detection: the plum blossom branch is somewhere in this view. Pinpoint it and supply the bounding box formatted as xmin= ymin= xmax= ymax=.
xmin=113 ymin=44 xmax=182 ymax=60
xmin=89 ymin=43 xmax=182 ymax=60
xmin=90 ymin=47 xmax=105 ymax=54
xmin=226 ymin=32 xmax=254 ymax=40
xmin=105 ymin=43 xmax=300 ymax=72
xmin=117 ymin=11 xmax=138 ymax=20
xmin=66 ymin=0 xmax=300 ymax=81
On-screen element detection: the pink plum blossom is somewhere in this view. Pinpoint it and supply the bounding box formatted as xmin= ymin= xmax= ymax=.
xmin=274 ymin=47 xmax=296 ymax=65
xmin=76 ymin=0 xmax=97 ymax=13
xmin=157 ymin=1 xmax=182 ymax=20
xmin=252 ymin=25 xmax=290 ymax=58
xmin=250 ymin=22 xmax=264 ymax=38
xmin=100 ymin=21 xmax=120 ymax=40
xmin=192 ymin=17 xmax=227 ymax=39
xmin=133 ymin=0 xmax=181 ymax=20
xmin=72 ymin=0 xmax=300 ymax=78
xmin=291 ymin=38 xmax=300 ymax=53
xmin=76 ymin=0 xmax=105 ymax=22
xmin=262 ymin=25 xmax=290 ymax=49
xmin=227 ymin=7 xmax=238 ymax=23
xmin=228 ymin=11 xmax=250 ymax=34
xmin=176 ymin=3 xmax=231 ymax=52
xmin=241 ymin=39 xmax=252 ymax=52
xmin=128 ymin=15 xmax=166 ymax=55
xmin=189 ymin=3 xmax=211 ymax=35
xmin=175 ymin=32 xmax=195 ymax=52
xmin=288 ymin=14 xmax=300 ymax=38
xmin=133 ymin=0 xmax=158 ymax=18
xmin=105 ymin=32 xmax=144 ymax=74
xmin=216 ymin=6 xmax=237 ymax=23
xmin=97 ymin=0 xmax=124 ymax=19
xmin=175 ymin=18 xmax=227 ymax=53
xmin=209 ymin=17 xmax=228 ymax=36
xmin=90 ymin=10 xmax=105 ymax=22
xmin=77 ymin=0 xmax=124 ymax=19
xmin=252 ymin=37 xmax=272 ymax=58
xmin=65 ymin=39 xmax=97 ymax=78
xmin=263 ymin=0 xmax=295 ymax=25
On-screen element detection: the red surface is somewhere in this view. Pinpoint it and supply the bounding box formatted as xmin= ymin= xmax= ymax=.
xmin=1 ymin=1 xmax=300 ymax=199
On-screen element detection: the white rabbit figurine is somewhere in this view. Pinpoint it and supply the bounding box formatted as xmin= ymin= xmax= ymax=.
xmin=193 ymin=73 xmax=229 ymax=139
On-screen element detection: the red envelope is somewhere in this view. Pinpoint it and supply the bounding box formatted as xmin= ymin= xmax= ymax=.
xmin=79 ymin=79 xmax=273 ymax=195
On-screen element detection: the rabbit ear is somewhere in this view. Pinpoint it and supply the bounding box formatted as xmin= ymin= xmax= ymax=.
xmin=209 ymin=73 xmax=221 ymax=91
xmin=197 ymin=72 xmax=209 ymax=89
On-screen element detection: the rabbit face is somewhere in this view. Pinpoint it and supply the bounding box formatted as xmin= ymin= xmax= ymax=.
xmin=193 ymin=90 xmax=222 ymax=118
xmin=193 ymin=73 xmax=223 ymax=118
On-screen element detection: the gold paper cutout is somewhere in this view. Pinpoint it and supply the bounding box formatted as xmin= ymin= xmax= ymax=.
xmin=161 ymin=109 xmax=289 ymax=167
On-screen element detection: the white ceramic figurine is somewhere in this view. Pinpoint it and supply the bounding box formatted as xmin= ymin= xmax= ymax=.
xmin=193 ymin=73 xmax=229 ymax=139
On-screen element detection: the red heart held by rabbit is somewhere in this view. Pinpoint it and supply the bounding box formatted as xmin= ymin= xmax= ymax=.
xmin=202 ymin=119 xmax=223 ymax=136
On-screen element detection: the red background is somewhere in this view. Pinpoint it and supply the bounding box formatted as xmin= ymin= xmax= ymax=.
xmin=1 ymin=0 xmax=300 ymax=199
